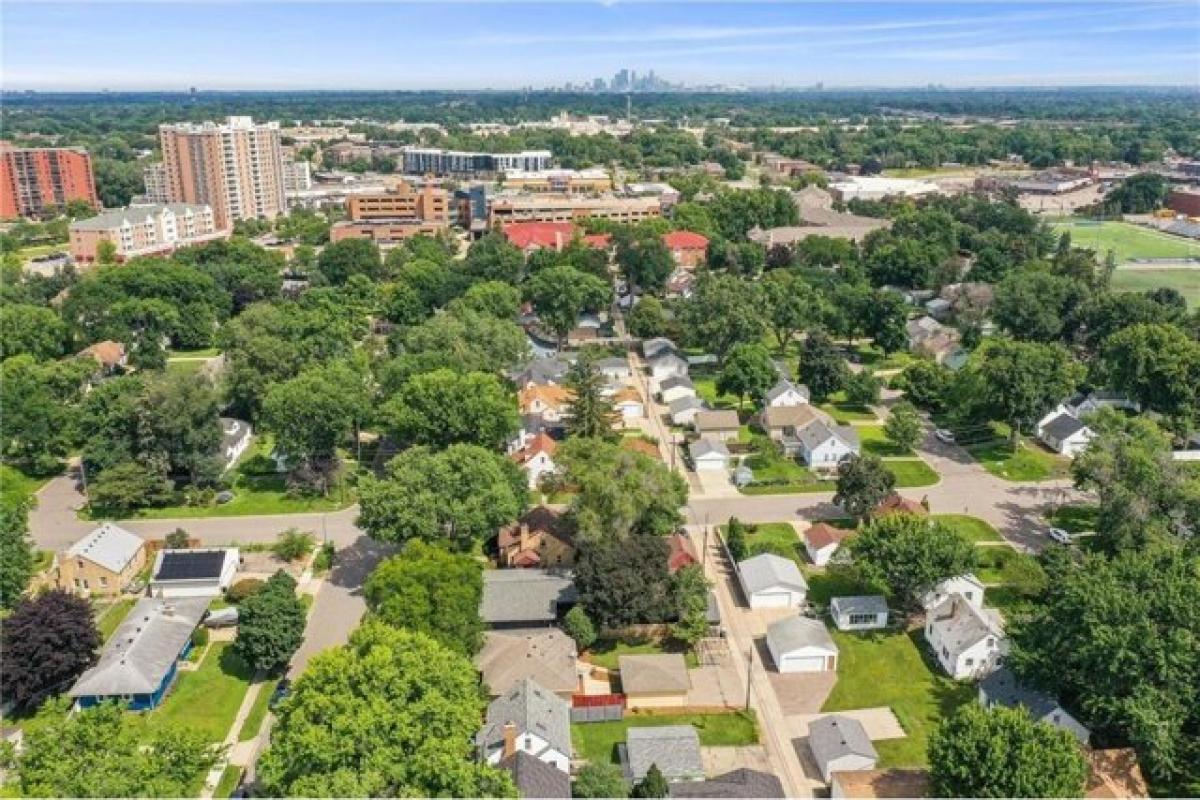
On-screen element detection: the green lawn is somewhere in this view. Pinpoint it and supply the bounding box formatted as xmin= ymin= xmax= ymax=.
xmin=144 ymin=642 xmax=254 ymax=743
xmin=692 ymin=374 xmax=740 ymax=411
xmin=933 ymin=514 xmax=1003 ymax=543
xmin=985 ymin=585 xmax=1038 ymax=619
xmin=858 ymin=425 xmax=914 ymax=458
xmin=964 ymin=428 xmax=1070 ymax=482
xmin=1 ymin=463 xmax=52 ymax=512
xmin=742 ymin=452 xmax=835 ymax=494
xmin=167 ymin=347 xmax=221 ymax=358
xmin=823 ymin=629 xmax=974 ymax=767
xmin=1050 ymin=220 xmax=1200 ymax=261
xmin=571 ymin=711 xmax=758 ymax=765
xmin=1046 ymin=504 xmax=1100 ymax=533
xmin=1111 ymin=268 xmax=1200 ymax=309
xmin=213 ymin=765 xmax=242 ymax=799
xmin=237 ymin=678 xmax=279 ymax=742
xmin=740 ymin=522 xmax=803 ymax=561
xmin=853 ymin=344 xmax=915 ymax=371
xmin=96 ymin=597 xmax=137 ymax=642
xmin=885 ymin=459 xmax=939 ymax=488
xmin=817 ymin=393 xmax=878 ymax=423
xmin=973 ymin=546 xmax=1039 ymax=586
xmin=802 ymin=564 xmax=875 ymax=607
xmin=585 ymin=637 xmax=699 ymax=671
xmin=166 ymin=359 xmax=206 ymax=376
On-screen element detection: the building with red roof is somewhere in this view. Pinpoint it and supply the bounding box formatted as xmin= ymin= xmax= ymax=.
xmin=667 ymin=531 xmax=700 ymax=574
xmin=871 ymin=493 xmax=929 ymax=518
xmin=498 ymin=505 xmax=575 ymax=568
xmin=661 ymin=230 xmax=709 ymax=269
xmin=502 ymin=221 xmax=577 ymax=252
xmin=803 ymin=522 xmax=854 ymax=566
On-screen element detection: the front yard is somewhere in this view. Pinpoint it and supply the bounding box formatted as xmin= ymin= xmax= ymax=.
xmin=960 ymin=423 xmax=1071 ymax=482
xmin=585 ymin=637 xmax=699 ymax=671
xmin=1 ymin=463 xmax=53 ymax=512
xmin=933 ymin=514 xmax=1003 ymax=543
xmin=884 ymin=459 xmax=939 ymax=488
xmin=572 ymin=710 xmax=759 ymax=765
xmin=858 ymin=425 xmax=914 ymax=458
xmin=739 ymin=522 xmax=803 ymax=561
xmin=816 ymin=392 xmax=878 ymax=424
xmin=142 ymin=642 xmax=254 ymax=743
xmin=741 ymin=452 xmax=937 ymax=493
xmin=822 ymin=629 xmax=974 ymax=768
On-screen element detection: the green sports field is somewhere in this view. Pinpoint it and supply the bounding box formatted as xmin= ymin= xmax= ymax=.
xmin=1050 ymin=221 xmax=1200 ymax=261
xmin=1110 ymin=268 xmax=1200 ymax=308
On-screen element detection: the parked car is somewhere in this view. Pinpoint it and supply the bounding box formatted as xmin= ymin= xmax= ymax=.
xmin=269 ymin=678 xmax=292 ymax=710
xmin=934 ymin=429 xmax=956 ymax=444
xmin=204 ymin=607 xmax=239 ymax=628
xmin=1047 ymin=527 xmax=1073 ymax=544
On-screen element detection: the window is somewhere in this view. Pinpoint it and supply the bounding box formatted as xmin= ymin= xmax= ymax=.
xmin=964 ymin=591 xmax=974 ymax=600
xmin=73 ymin=578 xmax=82 ymax=588
xmin=965 ymin=658 xmax=974 ymax=667
xmin=100 ymin=577 xmax=108 ymax=587
xmin=848 ymin=613 xmax=877 ymax=626
xmin=524 ymin=737 xmax=532 ymax=751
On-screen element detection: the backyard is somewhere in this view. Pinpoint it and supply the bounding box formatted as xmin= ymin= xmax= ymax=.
xmin=1049 ymin=220 xmax=1200 ymax=261
xmin=571 ymin=710 xmax=759 ymax=765
xmin=822 ymin=629 xmax=974 ymax=767
xmin=584 ymin=637 xmax=700 ymax=671
xmin=142 ymin=642 xmax=254 ymax=743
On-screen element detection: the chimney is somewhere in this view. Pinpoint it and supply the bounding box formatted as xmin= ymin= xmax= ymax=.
xmin=502 ymin=721 xmax=518 ymax=758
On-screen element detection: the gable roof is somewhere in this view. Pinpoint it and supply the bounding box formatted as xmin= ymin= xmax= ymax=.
xmin=476 ymin=629 xmax=578 ymax=696
xmin=671 ymin=769 xmax=785 ymax=798
xmin=513 ymin=357 xmax=571 ymax=386
xmin=497 ymin=751 xmax=571 ymax=798
xmin=498 ymin=505 xmax=568 ymax=550
xmin=667 ymin=531 xmax=699 ymax=573
xmin=512 ymin=432 xmax=558 ymax=466
xmin=669 ymin=395 xmax=706 ymax=414
xmin=660 ymin=375 xmax=696 ymax=392
xmin=767 ymin=615 xmax=837 ymax=655
xmin=689 ymin=438 xmax=730 ymax=460
xmin=518 ymin=384 xmax=573 ymax=413
xmin=481 ymin=569 xmax=577 ymax=625
xmin=831 ymin=595 xmax=888 ymax=618
xmin=67 ymin=522 xmax=144 ymax=574
xmin=804 ymin=522 xmax=853 ymax=550
xmin=798 ymin=421 xmax=860 ymax=451
xmin=643 ymin=337 xmax=678 ymax=360
xmin=625 ymin=725 xmax=704 ymax=781
xmin=978 ymin=667 xmax=1064 ymax=719
xmin=596 ymin=356 xmax=630 ymax=372
xmin=761 ymin=404 xmax=823 ymax=431
xmin=694 ymin=409 xmax=739 ymax=430
xmin=873 ymin=493 xmax=927 ymax=517
xmin=503 ymin=221 xmax=577 ymax=250
xmin=928 ymin=595 xmax=1003 ymax=652
xmin=649 ymin=352 xmax=689 ymax=371
xmin=69 ymin=597 xmax=208 ymax=697
xmin=152 ymin=549 xmax=232 ymax=582
xmin=662 ymin=230 xmax=710 ymax=249
xmin=619 ymin=653 xmax=690 ymax=694
xmin=477 ymin=678 xmax=572 ymax=758
xmin=765 ymin=379 xmax=810 ymax=404
xmin=78 ymin=340 xmax=125 ymax=367
xmin=808 ymin=715 xmax=878 ymax=766
xmin=1042 ymin=412 xmax=1089 ymax=441
xmin=738 ymin=553 xmax=807 ymax=595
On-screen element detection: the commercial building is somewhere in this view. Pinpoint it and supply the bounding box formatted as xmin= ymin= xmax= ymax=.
xmin=158 ymin=116 xmax=286 ymax=229
xmin=329 ymin=181 xmax=450 ymax=245
xmin=142 ymin=162 xmax=170 ymax=203
xmin=829 ymin=176 xmax=941 ymax=203
xmin=281 ymin=125 xmax=364 ymax=144
xmin=324 ymin=141 xmax=373 ymax=166
xmin=401 ymin=146 xmax=552 ymax=176
xmin=488 ymin=194 xmax=661 ymax=226
xmin=0 ymin=143 xmax=98 ymax=219
xmin=1167 ymin=189 xmax=1200 ymax=217
xmin=501 ymin=168 xmax=612 ymax=194
xmin=281 ymin=157 xmax=313 ymax=192
xmin=69 ymin=203 xmax=229 ymax=264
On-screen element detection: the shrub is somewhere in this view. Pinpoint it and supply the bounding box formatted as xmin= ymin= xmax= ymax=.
xmin=191 ymin=626 xmax=209 ymax=649
xmin=725 ymin=517 xmax=748 ymax=562
xmin=312 ymin=542 xmax=335 ymax=573
xmin=272 ymin=528 xmax=316 ymax=562
xmin=226 ymin=578 xmax=265 ymax=604
xmin=562 ymin=606 xmax=597 ymax=650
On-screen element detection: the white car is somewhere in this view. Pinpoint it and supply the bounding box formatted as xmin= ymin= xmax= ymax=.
xmin=934 ymin=429 xmax=956 ymax=444
xmin=1047 ymin=527 xmax=1073 ymax=545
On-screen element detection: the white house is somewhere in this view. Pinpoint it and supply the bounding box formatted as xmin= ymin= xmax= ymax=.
xmin=1037 ymin=411 xmax=1095 ymax=457
xmin=649 ymin=353 xmax=689 ymax=385
xmin=669 ymin=396 xmax=706 ymax=427
xmin=737 ymin=553 xmax=807 ymax=609
xmin=476 ymin=678 xmax=572 ymax=773
xmin=659 ymin=375 xmax=698 ymax=404
xmin=921 ymin=574 xmax=985 ymax=611
xmin=642 ymin=337 xmax=678 ymax=361
xmin=689 ymin=438 xmax=730 ymax=471
xmin=149 ymin=548 xmax=239 ymax=598
xmin=808 ymin=715 xmax=878 ymax=782
xmin=830 ymin=596 xmax=889 ymax=631
xmin=219 ymin=417 xmax=252 ymax=472
xmin=803 ymin=522 xmax=853 ymax=567
xmin=596 ymin=357 xmax=632 ymax=381
xmin=511 ymin=432 xmax=559 ymax=490
xmin=978 ymin=668 xmax=1091 ymax=744
xmin=612 ymin=387 xmax=644 ymax=421
xmin=766 ymin=616 xmax=838 ymax=673
xmin=924 ymin=595 xmax=1005 ymax=679
xmin=798 ymin=422 xmax=860 ymax=472
xmin=765 ymin=379 xmax=810 ymax=408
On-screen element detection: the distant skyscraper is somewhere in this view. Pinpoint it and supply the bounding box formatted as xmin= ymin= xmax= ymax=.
xmin=0 ymin=143 xmax=98 ymax=218
xmin=157 ymin=116 xmax=285 ymax=230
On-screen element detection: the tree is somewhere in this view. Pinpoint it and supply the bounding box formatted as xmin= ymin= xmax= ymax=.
xmin=632 ymin=764 xmax=670 ymax=798
xmin=761 ymin=271 xmax=822 ymax=352
xmin=316 ymin=238 xmax=382 ymax=285
xmin=833 ymin=454 xmax=896 ymax=522
xmin=272 ymin=528 xmax=316 ymax=562
xmin=1 ymin=590 xmax=100 ymax=709
xmin=617 ymin=235 xmax=675 ymax=294
xmin=364 ymin=541 xmax=484 ymax=657
xmin=1009 ymin=542 xmax=1199 ymax=786
xmin=798 ymin=329 xmax=849 ymax=403
xmin=843 ymin=370 xmax=881 ymax=407
xmin=1100 ymin=323 xmax=1200 ymax=430
xmin=929 ymin=704 xmax=1087 ymax=798
xmin=526 ymin=265 xmax=612 ymax=348
xmin=992 ymin=271 xmax=1087 ymax=343
xmin=95 ymin=239 xmax=118 ymax=266
xmin=233 ymin=569 xmax=306 ymax=673
xmin=565 ymin=357 xmax=618 ymax=441
xmin=13 ymin=699 xmax=220 ymax=797
xmin=0 ymin=505 xmax=35 ymax=609
xmin=357 ymin=444 xmax=526 ymax=547
xmin=865 ymin=290 xmax=909 ymax=354
xmin=725 ymin=517 xmax=748 ymax=562
xmin=88 ymin=459 xmax=174 ymax=513
xmin=1105 ymin=172 xmax=1168 ymax=214
xmin=261 ymin=366 xmax=364 ymax=493
xmin=463 ymin=232 xmax=524 ymax=284
xmin=625 ymin=296 xmax=667 ymax=339
xmin=573 ymin=762 xmax=629 ymax=799
xmin=0 ymin=356 xmax=90 ymax=473
xmin=716 ymin=343 xmax=776 ymax=410
xmin=884 ymin=401 xmax=923 ymax=454
xmin=562 ymin=606 xmax=598 ymax=651
xmin=389 ymin=307 xmax=528 ymax=381
xmin=671 ymin=564 xmax=711 ymax=647
xmin=849 ymin=514 xmax=975 ymax=608
xmin=576 ymin=534 xmax=672 ymax=629
xmin=380 ymin=368 xmax=517 ymax=450
xmin=893 ymin=359 xmax=954 ymax=412
xmin=0 ymin=303 xmax=66 ymax=360
xmin=164 ymin=528 xmax=190 ymax=549
xmin=677 ymin=274 xmax=765 ymax=361
xmin=451 ymin=280 xmax=521 ymax=319
xmin=964 ymin=338 xmax=1084 ymax=443
xmin=256 ymin=623 xmax=515 ymax=798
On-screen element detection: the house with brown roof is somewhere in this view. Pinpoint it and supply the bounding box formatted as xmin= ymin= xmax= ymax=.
xmin=871 ymin=493 xmax=928 ymax=518
xmin=694 ymin=409 xmax=740 ymax=442
xmin=1085 ymin=748 xmax=1149 ymax=798
xmin=77 ymin=340 xmax=127 ymax=375
xmin=759 ymin=404 xmax=826 ymax=455
xmin=803 ymin=522 xmax=853 ymax=566
xmin=498 ymin=506 xmax=575 ymax=569
xmin=518 ymin=384 xmax=573 ymax=427
xmin=612 ymin=385 xmax=644 ymax=421
xmin=511 ymin=432 xmax=559 ymax=490
xmin=667 ymin=531 xmax=699 ymax=574
xmin=476 ymin=628 xmax=579 ymax=698
xmin=619 ymin=653 xmax=690 ymax=709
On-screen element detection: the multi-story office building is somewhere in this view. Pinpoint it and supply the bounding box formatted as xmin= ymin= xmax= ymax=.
xmin=69 ymin=203 xmax=230 ymax=264
xmin=488 ymin=194 xmax=661 ymax=226
xmin=0 ymin=143 xmax=98 ymax=219
xmin=401 ymin=147 xmax=552 ymax=176
xmin=501 ymin=168 xmax=612 ymax=194
xmin=157 ymin=116 xmax=286 ymax=230
xmin=281 ymin=157 xmax=313 ymax=192
xmin=329 ymin=181 xmax=450 ymax=246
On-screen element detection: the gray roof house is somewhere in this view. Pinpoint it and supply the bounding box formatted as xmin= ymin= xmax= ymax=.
xmin=737 ymin=553 xmax=808 ymax=609
xmin=69 ymin=596 xmax=209 ymax=710
xmin=808 ymin=714 xmax=878 ymax=782
xmin=765 ymin=379 xmax=810 ymax=407
xmin=511 ymin=356 xmax=573 ymax=387
xmin=477 ymin=678 xmax=572 ymax=768
xmin=660 ymin=374 xmax=697 ymax=394
xmin=766 ymin=616 xmax=839 ymax=673
xmin=497 ymin=751 xmax=572 ymax=798
xmin=796 ymin=421 xmax=861 ymax=470
xmin=643 ymin=337 xmax=678 ymax=361
xmin=670 ymin=768 xmax=785 ymax=798
xmin=688 ymin=438 xmax=731 ymax=471
xmin=694 ymin=410 xmax=740 ymax=442
xmin=480 ymin=569 xmax=577 ymax=628
xmin=830 ymin=595 xmax=889 ymax=631
xmin=978 ymin=667 xmax=1091 ymax=744
xmin=669 ymin=395 xmax=707 ymax=425
xmin=596 ymin=357 xmax=633 ymax=379
xmin=476 ymin=628 xmax=578 ymax=697
xmin=622 ymin=725 xmax=705 ymax=782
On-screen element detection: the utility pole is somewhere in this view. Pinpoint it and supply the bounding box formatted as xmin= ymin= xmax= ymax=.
xmin=744 ymin=645 xmax=754 ymax=710
xmin=78 ymin=459 xmax=90 ymax=504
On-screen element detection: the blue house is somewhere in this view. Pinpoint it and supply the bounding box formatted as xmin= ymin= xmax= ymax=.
xmin=69 ymin=596 xmax=209 ymax=711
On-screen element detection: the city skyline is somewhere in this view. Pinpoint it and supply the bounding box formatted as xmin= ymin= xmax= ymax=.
xmin=4 ymin=1 xmax=1198 ymax=91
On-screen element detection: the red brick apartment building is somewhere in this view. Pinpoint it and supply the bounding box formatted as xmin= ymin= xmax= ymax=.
xmin=0 ymin=142 xmax=98 ymax=219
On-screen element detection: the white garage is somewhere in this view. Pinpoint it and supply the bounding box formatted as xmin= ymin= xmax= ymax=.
xmin=736 ymin=553 xmax=807 ymax=609
xmin=766 ymin=615 xmax=839 ymax=673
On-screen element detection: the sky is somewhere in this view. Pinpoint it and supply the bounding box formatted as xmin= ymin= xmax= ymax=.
xmin=3 ymin=1 xmax=1198 ymax=91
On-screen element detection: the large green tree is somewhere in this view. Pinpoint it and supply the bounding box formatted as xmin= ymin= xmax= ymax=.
xmin=798 ymin=329 xmax=849 ymax=403
xmin=717 ymin=343 xmax=777 ymax=409
xmin=833 ymin=454 xmax=896 ymax=522
xmin=884 ymin=401 xmax=923 ymax=453
xmin=677 ymin=274 xmax=766 ymax=361
xmin=233 ymin=570 xmax=306 ymax=673
xmin=760 ymin=270 xmax=823 ymax=352
xmin=0 ymin=303 xmax=67 ymax=361
xmin=256 ymin=623 xmax=516 ymax=798
xmin=380 ymin=368 xmax=517 ymax=450
xmin=1100 ymin=323 xmax=1200 ymax=432
xmin=316 ymin=238 xmax=383 ymax=285
xmin=929 ymin=704 xmax=1088 ymax=798
xmin=1 ymin=590 xmax=100 ymax=709
xmin=525 ymin=265 xmax=611 ymax=348
xmin=463 ymin=232 xmax=524 ymax=284
xmin=0 ymin=355 xmax=91 ymax=473
xmin=849 ymin=513 xmax=975 ymax=608
xmin=564 ymin=357 xmax=618 ymax=441
xmin=617 ymin=235 xmax=675 ymax=294
xmin=962 ymin=338 xmax=1084 ymax=442
xmin=0 ymin=504 xmax=35 ymax=609
xmin=575 ymin=533 xmax=672 ymax=628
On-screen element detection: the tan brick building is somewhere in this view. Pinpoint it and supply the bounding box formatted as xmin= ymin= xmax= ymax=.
xmin=56 ymin=522 xmax=146 ymax=597
xmin=488 ymin=194 xmax=661 ymax=226
xmin=329 ymin=182 xmax=451 ymax=245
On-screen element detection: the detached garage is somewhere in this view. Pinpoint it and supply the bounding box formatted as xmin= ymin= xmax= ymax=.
xmin=767 ymin=616 xmax=839 ymax=673
xmin=737 ymin=553 xmax=807 ymax=609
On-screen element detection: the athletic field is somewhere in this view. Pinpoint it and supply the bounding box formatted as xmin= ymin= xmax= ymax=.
xmin=1050 ymin=221 xmax=1200 ymax=262
xmin=1111 ymin=268 xmax=1200 ymax=309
